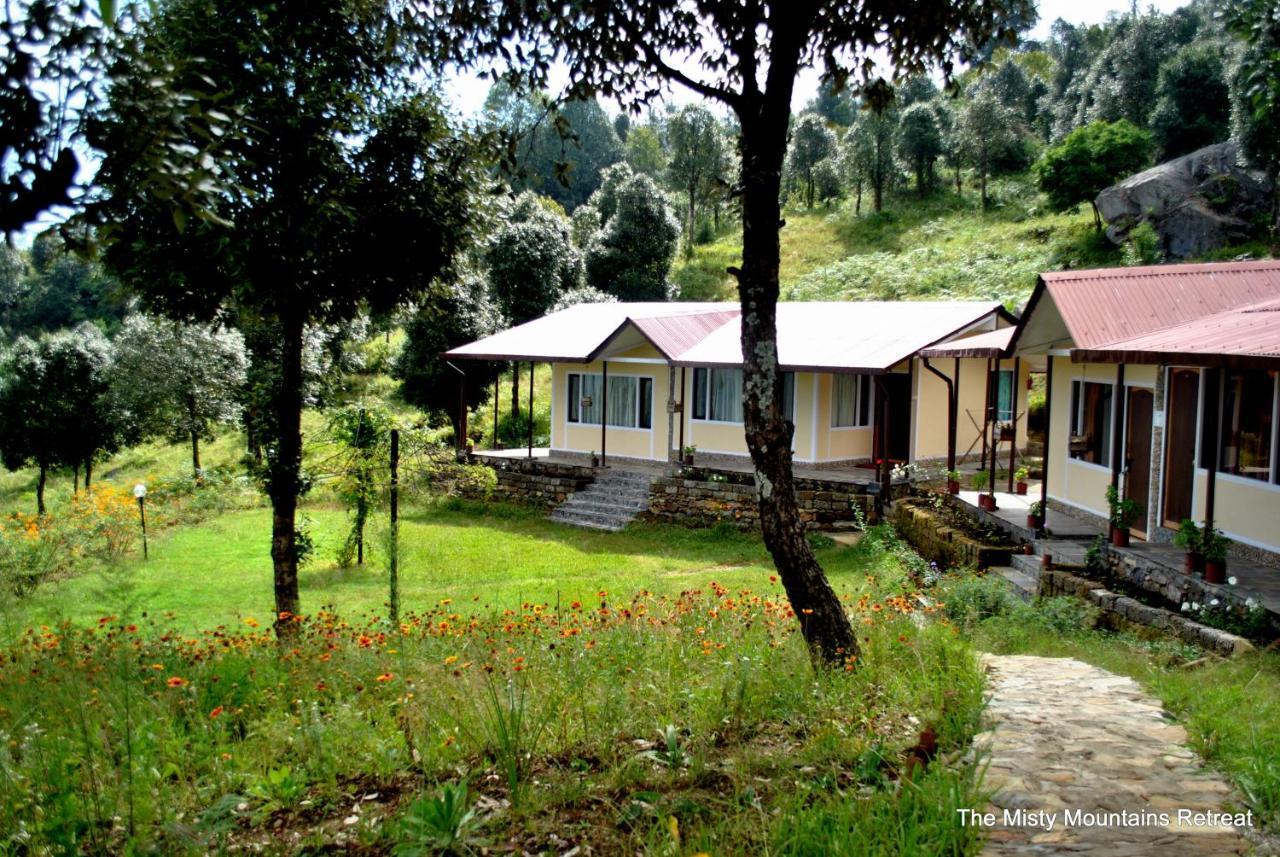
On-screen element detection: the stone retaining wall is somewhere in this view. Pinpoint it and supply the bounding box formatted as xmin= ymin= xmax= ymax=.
xmin=642 ymin=473 xmax=879 ymax=529
xmin=487 ymin=458 xmax=596 ymax=508
xmin=889 ymin=501 xmax=1015 ymax=570
xmin=1039 ymin=568 xmax=1253 ymax=657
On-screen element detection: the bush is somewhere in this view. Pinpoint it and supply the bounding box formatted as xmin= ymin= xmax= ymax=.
xmin=942 ymin=574 xmax=1018 ymax=626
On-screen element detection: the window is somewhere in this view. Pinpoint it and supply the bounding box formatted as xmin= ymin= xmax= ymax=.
xmin=1069 ymin=380 xmax=1113 ymax=466
xmin=781 ymin=372 xmax=795 ymax=422
xmin=996 ymin=369 xmax=1015 ymax=422
xmin=691 ymin=367 xmax=744 ymax=422
xmin=566 ymin=372 xmax=652 ymax=429
xmin=832 ymin=374 xmax=873 ymax=428
xmin=1220 ymin=369 xmax=1276 ymax=482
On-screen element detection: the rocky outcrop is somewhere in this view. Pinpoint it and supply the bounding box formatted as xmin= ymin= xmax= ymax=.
xmin=1096 ymin=142 xmax=1273 ymax=259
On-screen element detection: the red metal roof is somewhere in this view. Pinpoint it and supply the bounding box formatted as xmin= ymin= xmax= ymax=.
xmin=918 ymin=326 xmax=1015 ymax=358
xmin=1039 ymin=259 xmax=1280 ymax=349
xmin=444 ymin=300 xmax=1007 ymax=371
xmin=1072 ymin=297 xmax=1280 ymax=368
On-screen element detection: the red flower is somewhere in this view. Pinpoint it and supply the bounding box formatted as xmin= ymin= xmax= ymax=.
xmin=166 ymin=676 xmax=188 ymax=688
xmin=375 ymin=672 xmax=393 ymax=683
xmin=209 ymin=706 xmax=224 ymax=719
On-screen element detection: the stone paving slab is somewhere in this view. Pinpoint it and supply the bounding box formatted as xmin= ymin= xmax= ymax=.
xmin=974 ymin=654 xmax=1254 ymax=856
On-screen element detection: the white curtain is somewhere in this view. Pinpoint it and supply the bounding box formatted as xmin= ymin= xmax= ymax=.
xmin=833 ymin=374 xmax=857 ymax=427
xmin=607 ymin=376 xmax=637 ymax=427
xmin=709 ymin=368 xmax=743 ymax=422
xmin=579 ymin=373 xmax=602 ymax=424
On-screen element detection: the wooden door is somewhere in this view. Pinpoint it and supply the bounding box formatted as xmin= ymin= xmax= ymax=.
xmin=1125 ymin=388 xmax=1154 ymax=538
xmin=1162 ymin=369 xmax=1199 ymax=527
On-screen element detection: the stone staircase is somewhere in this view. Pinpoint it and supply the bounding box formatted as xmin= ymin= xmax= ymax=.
xmin=548 ymin=468 xmax=653 ymax=532
xmin=993 ymin=551 xmax=1044 ymax=600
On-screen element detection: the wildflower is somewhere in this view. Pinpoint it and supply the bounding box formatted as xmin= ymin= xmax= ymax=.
xmin=898 ymin=635 xmax=909 ymax=643
xmin=1210 ymin=598 xmax=1220 ymax=607
xmin=209 ymin=706 xmax=224 ymax=719
xmin=443 ymin=655 xmax=458 ymax=666
xmin=375 ymin=673 xmax=393 ymax=683
xmin=244 ymin=617 xmax=259 ymax=629
xmin=1246 ymin=598 xmax=1259 ymax=610
xmin=166 ymin=677 xmax=188 ymax=688
xmin=125 ymin=624 xmax=138 ymax=633
xmin=1228 ymin=576 xmax=1238 ymax=586
xmin=1181 ymin=602 xmax=1191 ymax=612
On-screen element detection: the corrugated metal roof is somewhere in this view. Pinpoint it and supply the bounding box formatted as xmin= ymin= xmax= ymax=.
xmin=1072 ymin=297 xmax=1280 ymax=368
xmin=918 ymin=326 xmax=1015 ymax=358
xmin=1040 ymin=259 xmax=1280 ymax=349
xmin=444 ymin=300 xmax=1006 ymax=371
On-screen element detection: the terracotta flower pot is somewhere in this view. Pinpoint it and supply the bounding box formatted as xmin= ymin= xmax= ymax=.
xmin=947 ymin=480 xmax=960 ymax=495
xmin=1204 ymin=558 xmax=1227 ymax=584
xmin=982 ymin=496 xmax=998 ymax=512
xmin=1016 ymin=481 xmax=1028 ymax=495
xmin=1110 ymin=528 xmax=1130 ymax=548
xmin=1183 ymin=552 xmax=1204 ymax=575
xmin=1026 ymin=514 xmax=1038 ymax=530
xmin=683 ymin=454 xmax=694 ymax=466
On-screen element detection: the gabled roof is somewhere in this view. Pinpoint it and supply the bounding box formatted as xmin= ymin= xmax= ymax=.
xmin=1072 ymin=297 xmax=1280 ymax=369
xmin=444 ymin=300 xmax=1010 ymax=373
xmin=918 ymin=326 xmax=1015 ymax=359
xmin=1011 ymin=259 xmax=1280 ymax=355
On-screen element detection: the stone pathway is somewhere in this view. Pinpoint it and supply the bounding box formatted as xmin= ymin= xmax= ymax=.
xmin=974 ymin=654 xmax=1254 ymax=855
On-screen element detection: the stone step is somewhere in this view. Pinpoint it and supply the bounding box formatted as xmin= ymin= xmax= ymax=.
xmin=561 ymin=497 xmax=649 ymax=515
xmin=548 ymin=510 xmax=628 ymax=532
xmin=593 ymin=472 xmax=654 ymax=488
xmin=550 ymin=505 xmax=634 ymax=528
xmin=991 ymin=565 xmax=1037 ymax=601
xmin=1010 ymin=552 xmax=1044 ymax=579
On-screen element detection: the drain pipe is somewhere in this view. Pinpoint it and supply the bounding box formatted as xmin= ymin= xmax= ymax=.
xmin=922 ymin=357 xmax=957 ymax=475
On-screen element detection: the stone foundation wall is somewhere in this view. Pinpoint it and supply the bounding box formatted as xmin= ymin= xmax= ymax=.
xmin=487 ymin=458 xmax=596 ymax=508
xmin=1039 ymin=569 xmax=1253 ymax=657
xmin=889 ymin=501 xmax=1014 ymax=570
xmin=642 ymin=474 xmax=879 ymax=529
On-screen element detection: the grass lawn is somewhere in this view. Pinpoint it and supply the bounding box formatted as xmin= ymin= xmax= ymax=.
xmin=5 ymin=500 xmax=819 ymax=635
xmin=0 ymin=512 xmax=987 ymax=855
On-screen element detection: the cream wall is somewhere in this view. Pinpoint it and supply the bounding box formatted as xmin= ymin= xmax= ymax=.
xmin=811 ymin=372 xmax=874 ymax=462
xmin=912 ymin=357 xmax=1030 ymax=463
xmin=1050 ymin=359 xmax=1132 ymax=518
xmin=550 ymin=344 xmax=672 ymax=462
xmin=1190 ymin=472 xmax=1280 ymax=554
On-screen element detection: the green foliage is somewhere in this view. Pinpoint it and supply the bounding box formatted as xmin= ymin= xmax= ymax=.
xmin=1225 ymin=0 xmax=1280 ymax=192
xmin=1105 ymin=484 xmax=1141 ymax=528
xmin=1036 ymin=120 xmax=1153 ymax=227
xmin=958 ymin=89 xmax=1017 ymax=207
xmin=1122 ymin=221 xmax=1164 ymax=265
xmin=326 ymin=404 xmax=394 ymax=568
xmin=840 ymin=105 xmax=897 ymax=213
xmin=585 ymin=173 xmax=680 ymax=300
xmin=0 ymin=234 xmax=130 ymax=339
xmin=486 ymin=193 xmax=582 ymax=326
xmin=624 ymin=123 xmax=666 ymax=178
xmin=1174 ymin=519 xmax=1202 ymax=553
xmin=1149 ymin=44 xmax=1231 ymax=159
xmin=1201 ymin=527 xmax=1231 ymax=563
xmin=393 ymin=782 xmax=478 ymax=855
xmin=787 ymin=113 xmax=838 ymax=209
xmin=896 ymin=102 xmax=943 ymax=196
xmin=665 ymin=104 xmax=731 ymax=237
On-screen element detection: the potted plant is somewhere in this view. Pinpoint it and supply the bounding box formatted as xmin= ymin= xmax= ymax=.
xmin=1027 ymin=500 xmax=1044 ymax=531
xmin=998 ymin=422 xmax=1015 ymax=442
xmin=1173 ymin=519 xmax=1204 ymax=575
xmin=682 ymin=444 xmax=696 ymax=466
xmin=1202 ymin=528 xmax=1229 ymax=583
xmin=1014 ymin=466 xmax=1030 ymax=495
xmin=946 ymin=469 xmax=961 ymax=495
xmin=1104 ymin=485 xmax=1140 ymax=547
xmin=970 ymin=471 xmax=994 ymax=509
xmin=591 ymin=450 xmax=600 ymax=467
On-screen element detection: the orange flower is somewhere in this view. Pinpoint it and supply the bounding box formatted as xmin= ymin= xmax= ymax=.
xmin=209 ymin=705 xmax=224 ymax=719
xmin=375 ymin=672 xmax=394 ymax=683
xmin=166 ymin=676 xmax=188 ymax=688
xmin=443 ymin=655 xmax=458 ymax=666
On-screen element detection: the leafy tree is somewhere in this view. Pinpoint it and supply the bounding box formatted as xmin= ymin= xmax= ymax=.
xmin=959 ymin=89 xmax=1017 ymax=208
xmin=807 ymin=79 xmax=857 ymax=126
xmin=431 ymin=0 xmax=1032 ymax=664
xmin=613 ymin=112 xmax=631 ymax=141
xmin=787 ymin=113 xmax=838 ymax=208
xmin=0 ymin=324 xmax=118 ymax=512
xmin=1074 ymin=14 xmax=1182 ymax=129
xmin=111 ymin=315 xmax=248 ymax=478
xmin=0 ymin=245 xmax=27 ymax=335
xmin=840 ymin=104 xmax=896 ymax=214
xmin=585 ymin=173 xmax=679 ymax=300
xmin=393 ymin=274 xmax=499 ymax=442
xmin=812 ymin=158 xmax=843 ymax=206
xmin=1149 ymin=45 xmax=1229 ymax=159
xmin=89 ymin=0 xmax=482 ymax=637
xmin=896 ymin=75 xmax=940 ymax=108
xmin=934 ymin=99 xmax=965 ymax=193
xmin=897 ymin=102 xmax=943 ymax=196
xmin=1036 ymin=119 xmax=1153 ymax=229
xmin=986 ymin=58 xmax=1034 ymax=123
xmin=5 ymin=233 xmax=130 ymax=337
xmin=1225 ymin=0 xmax=1280 ymax=229
xmin=327 ymin=403 xmax=394 ymax=567
xmin=587 ymin=162 xmax=637 ymax=225
xmin=666 ymin=105 xmax=730 ymax=241
xmin=625 ymin=124 xmax=667 ymax=177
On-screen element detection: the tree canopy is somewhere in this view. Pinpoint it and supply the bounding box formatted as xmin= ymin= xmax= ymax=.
xmin=1036 ymin=119 xmax=1153 ymax=229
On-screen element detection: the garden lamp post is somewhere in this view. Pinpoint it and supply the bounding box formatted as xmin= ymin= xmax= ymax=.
xmin=134 ymin=483 xmax=148 ymax=559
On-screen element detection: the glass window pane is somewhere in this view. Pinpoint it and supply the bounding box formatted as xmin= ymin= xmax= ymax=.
xmin=997 ymin=370 xmax=1014 ymax=422
xmin=781 ymin=372 xmax=795 ymax=421
xmin=709 ymin=368 xmax=743 ymax=422
xmin=580 ymin=373 xmax=601 ymax=425
xmin=858 ymin=375 xmax=872 ymax=427
xmin=639 ymin=378 xmax=653 ymax=429
xmin=1221 ymin=370 xmax=1275 ymax=481
xmin=1069 ymin=381 xmax=1112 ymax=466
xmin=833 ymin=374 xmax=856 ymax=427
xmin=607 ymin=375 xmax=637 ymax=427
xmin=692 ymin=368 xmax=707 ymax=420
xmin=567 ymin=374 xmax=580 ymax=423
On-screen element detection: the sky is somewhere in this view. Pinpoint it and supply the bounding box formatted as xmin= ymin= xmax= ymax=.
xmin=441 ymin=0 xmax=1193 ymax=120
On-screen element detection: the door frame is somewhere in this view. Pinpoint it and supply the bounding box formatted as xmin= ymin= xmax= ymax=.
xmin=1161 ymin=368 xmax=1201 ymax=529
xmin=1123 ymin=385 xmax=1154 ymax=539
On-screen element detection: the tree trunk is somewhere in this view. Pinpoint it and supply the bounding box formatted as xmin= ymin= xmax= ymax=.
xmin=73 ymin=464 xmax=79 ymax=494
xmin=954 ymin=162 xmax=961 ymax=194
xmin=36 ymin=462 xmax=46 ymax=516
xmin=269 ymin=314 xmax=305 ymax=640
xmin=980 ymin=161 xmax=989 ymax=209
xmin=916 ymin=162 xmax=925 ymax=197
xmin=1090 ymin=200 xmax=1102 ymax=232
xmin=855 ymin=177 xmax=862 ymax=215
xmin=735 ymin=107 xmax=858 ymax=668
xmin=688 ymin=182 xmax=698 ymax=250
xmin=188 ymin=396 xmax=202 ymax=482
xmin=873 ymin=173 xmax=883 ymax=212
xmin=83 ymin=458 xmax=92 ymax=492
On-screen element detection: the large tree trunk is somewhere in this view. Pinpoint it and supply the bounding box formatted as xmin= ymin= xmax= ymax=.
xmin=83 ymin=458 xmax=92 ymax=492
xmin=36 ymin=462 xmax=46 ymax=516
xmin=687 ymin=182 xmax=698 ymax=251
xmin=270 ymin=314 xmax=305 ymax=639
xmin=191 ymin=430 xmax=202 ymax=481
xmin=736 ymin=106 xmax=858 ymax=668
xmin=855 ymin=177 xmax=862 ymax=215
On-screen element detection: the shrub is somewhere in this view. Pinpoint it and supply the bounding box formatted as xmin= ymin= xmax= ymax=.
xmin=942 ymin=573 xmax=1017 ymax=626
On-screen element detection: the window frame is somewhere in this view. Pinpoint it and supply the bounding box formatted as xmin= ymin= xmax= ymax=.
xmin=1068 ymin=379 xmax=1114 ymax=468
xmin=1217 ymin=369 xmax=1278 ymax=484
xmin=690 ymin=366 xmax=747 ymax=424
xmin=831 ymin=373 xmax=874 ymax=429
xmin=995 ymin=369 xmax=1015 ymax=423
xmin=565 ymin=371 xmax=654 ymax=430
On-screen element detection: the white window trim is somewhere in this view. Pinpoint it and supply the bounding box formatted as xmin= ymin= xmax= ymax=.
xmin=690 ymin=366 xmax=746 ymax=425
xmin=830 ymin=373 xmax=874 ymax=429
xmin=1068 ymin=377 xmax=1117 ymax=469
xmin=565 ymin=371 xmax=655 ymax=431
